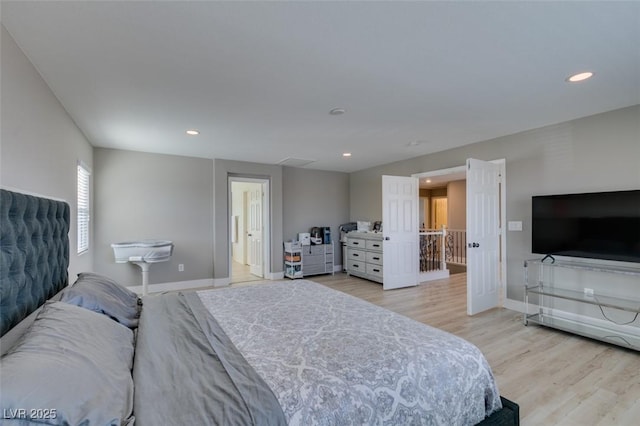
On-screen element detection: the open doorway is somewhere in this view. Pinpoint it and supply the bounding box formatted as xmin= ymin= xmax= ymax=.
xmin=431 ymin=196 xmax=448 ymax=230
xmin=229 ymin=177 xmax=270 ymax=284
xmin=418 ymin=168 xmax=467 ymax=276
xmin=413 ymin=159 xmax=506 ymax=315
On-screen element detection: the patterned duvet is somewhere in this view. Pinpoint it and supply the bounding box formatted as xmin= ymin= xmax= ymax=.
xmin=196 ymin=280 xmax=501 ymax=425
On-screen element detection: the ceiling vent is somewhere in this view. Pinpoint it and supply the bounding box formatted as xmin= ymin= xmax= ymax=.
xmin=277 ymin=157 xmax=316 ymax=167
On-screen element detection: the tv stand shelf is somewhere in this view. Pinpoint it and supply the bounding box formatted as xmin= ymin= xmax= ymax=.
xmin=526 ymin=285 xmax=640 ymax=313
xmin=524 ymin=259 xmax=640 ymax=351
xmin=527 ymin=259 xmax=640 ymax=276
xmin=524 ymin=314 xmax=640 ymax=349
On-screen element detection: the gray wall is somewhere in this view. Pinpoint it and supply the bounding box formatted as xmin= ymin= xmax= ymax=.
xmin=93 ymin=154 xmax=347 ymax=284
xmin=0 ymin=25 xmax=94 ymax=280
xmin=94 ymin=157 xmax=349 ymax=282
xmin=282 ymin=166 xmax=350 ymax=266
xmin=350 ymin=105 xmax=640 ymax=302
xmin=447 ymin=180 xmax=466 ymax=230
xmin=93 ymin=148 xmax=213 ymax=286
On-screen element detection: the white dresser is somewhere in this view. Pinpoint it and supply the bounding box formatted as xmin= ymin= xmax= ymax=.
xmin=345 ymin=233 xmax=383 ymax=283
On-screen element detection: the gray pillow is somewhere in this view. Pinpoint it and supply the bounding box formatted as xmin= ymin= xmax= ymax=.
xmin=60 ymin=272 xmax=142 ymax=328
xmin=0 ymin=301 xmax=135 ymax=425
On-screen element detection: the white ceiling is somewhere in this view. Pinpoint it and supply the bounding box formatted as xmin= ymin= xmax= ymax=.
xmin=3 ymin=1 xmax=639 ymax=173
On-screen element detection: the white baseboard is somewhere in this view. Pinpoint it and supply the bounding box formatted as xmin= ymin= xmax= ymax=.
xmin=127 ymin=278 xmax=228 ymax=295
xmin=419 ymin=270 xmax=450 ymax=282
xmin=266 ymin=271 xmax=285 ymax=280
xmin=334 ymin=264 xmax=342 ymax=273
xmin=126 ymin=273 xmax=311 ymax=294
xmin=503 ymin=298 xmax=537 ymax=314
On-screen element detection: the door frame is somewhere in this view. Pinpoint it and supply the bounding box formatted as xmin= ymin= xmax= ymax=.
xmin=412 ymin=159 xmax=507 ymax=308
xmin=228 ymin=176 xmax=271 ymax=282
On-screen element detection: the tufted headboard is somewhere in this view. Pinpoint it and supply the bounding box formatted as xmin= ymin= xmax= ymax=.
xmin=0 ymin=189 xmax=70 ymax=337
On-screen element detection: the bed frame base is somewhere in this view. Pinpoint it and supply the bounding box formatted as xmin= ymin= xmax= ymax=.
xmin=478 ymin=396 xmax=519 ymax=426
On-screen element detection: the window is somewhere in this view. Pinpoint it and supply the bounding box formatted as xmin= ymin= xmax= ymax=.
xmin=77 ymin=162 xmax=91 ymax=254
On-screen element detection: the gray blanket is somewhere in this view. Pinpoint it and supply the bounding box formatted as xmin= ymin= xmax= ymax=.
xmin=132 ymin=292 xmax=286 ymax=425
xmin=196 ymin=280 xmax=502 ymax=425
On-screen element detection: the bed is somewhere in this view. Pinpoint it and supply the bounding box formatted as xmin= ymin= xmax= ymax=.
xmin=0 ymin=189 xmax=518 ymax=425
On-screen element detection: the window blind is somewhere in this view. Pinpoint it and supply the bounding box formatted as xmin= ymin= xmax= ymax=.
xmin=77 ymin=162 xmax=91 ymax=254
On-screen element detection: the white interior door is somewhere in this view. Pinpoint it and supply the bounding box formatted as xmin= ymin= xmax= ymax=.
xmin=382 ymin=175 xmax=419 ymax=290
xmin=247 ymin=187 xmax=263 ymax=277
xmin=466 ymin=158 xmax=500 ymax=315
xmin=242 ymin=191 xmax=249 ymax=265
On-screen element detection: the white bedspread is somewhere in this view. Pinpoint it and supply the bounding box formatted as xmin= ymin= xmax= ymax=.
xmin=197 ymin=280 xmax=501 ymax=425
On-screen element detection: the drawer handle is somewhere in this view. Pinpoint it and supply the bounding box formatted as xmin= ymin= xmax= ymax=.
xmin=373 ymin=269 xmax=380 ymax=273
xmin=372 ymin=257 xmax=380 ymax=260
xmin=353 ymin=242 xmax=360 ymax=245
xmin=353 ymin=264 xmax=359 ymax=268
xmin=372 ymin=244 xmax=380 ymax=248
xmin=353 ymin=253 xmax=359 ymax=257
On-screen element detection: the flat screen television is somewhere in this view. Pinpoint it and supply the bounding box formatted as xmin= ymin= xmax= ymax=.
xmin=532 ymin=190 xmax=640 ymax=263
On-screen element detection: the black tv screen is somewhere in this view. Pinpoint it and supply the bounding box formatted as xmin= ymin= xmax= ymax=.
xmin=532 ymin=190 xmax=640 ymax=263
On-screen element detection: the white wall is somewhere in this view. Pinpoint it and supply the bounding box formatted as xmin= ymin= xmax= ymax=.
xmin=1 ymin=25 xmax=94 ymax=280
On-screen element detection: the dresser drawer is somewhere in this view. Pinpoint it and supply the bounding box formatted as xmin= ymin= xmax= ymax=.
xmin=307 ymin=245 xmax=326 ymax=255
xmin=366 ymin=263 xmax=383 ymax=279
xmin=303 ymin=254 xmax=325 ymax=266
xmin=304 ymin=264 xmax=327 ymax=276
xmin=346 ymin=238 xmax=365 ymax=248
xmin=365 ymin=239 xmax=383 ymax=251
xmin=347 ymin=260 xmax=365 ymax=274
xmin=347 ymin=248 xmax=366 ymax=261
xmin=366 ymin=251 xmax=383 ymax=265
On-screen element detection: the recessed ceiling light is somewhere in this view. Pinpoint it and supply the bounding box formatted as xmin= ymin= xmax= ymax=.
xmin=343 ymin=152 xmax=352 ymax=157
xmin=329 ymin=108 xmax=346 ymax=115
xmin=186 ymin=129 xmax=200 ymax=136
xmin=426 ymin=179 xmax=432 ymax=183
xmin=566 ymin=72 xmax=594 ymax=83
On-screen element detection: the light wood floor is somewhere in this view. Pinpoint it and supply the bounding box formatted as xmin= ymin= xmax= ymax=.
xmin=304 ymin=273 xmax=640 ymax=426
xmin=230 ymin=260 xmax=263 ymax=284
